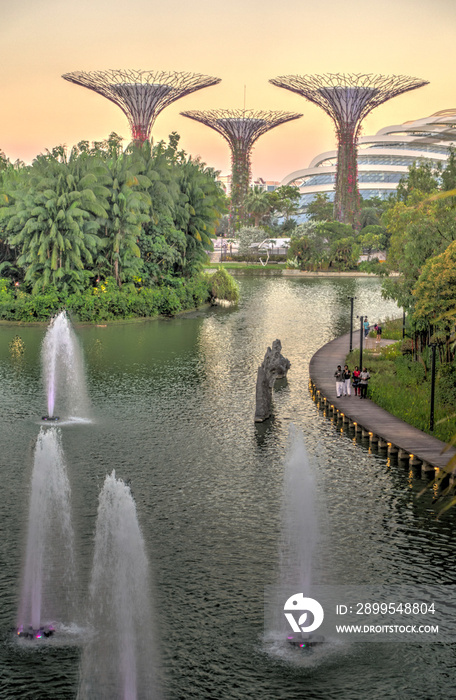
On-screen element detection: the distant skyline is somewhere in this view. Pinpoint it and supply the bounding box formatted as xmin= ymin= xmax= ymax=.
xmin=1 ymin=0 xmax=455 ymax=181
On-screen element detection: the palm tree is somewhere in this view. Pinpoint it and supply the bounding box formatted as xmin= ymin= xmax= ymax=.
xmin=174 ymin=157 xmax=226 ymax=273
xmin=102 ymin=153 xmax=152 ymax=286
xmin=2 ymin=160 xmax=108 ymax=293
xmin=245 ymin=186 xmax=271 ymax=227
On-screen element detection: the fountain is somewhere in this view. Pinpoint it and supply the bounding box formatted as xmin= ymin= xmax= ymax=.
xmin=77 ymin=472 xmax=161 ymax=700
xmin=266 ymin=426 xmax=323 ymax=652
xmin=17 ymin=427 xmax=77 ymax=639
xmin=41 ymin=310 xmax=90 ymax=421
xmin=280 ymin=427 xmax=317 ymax=595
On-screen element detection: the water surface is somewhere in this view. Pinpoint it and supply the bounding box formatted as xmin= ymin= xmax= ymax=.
xmin=1 ymin=276 xmax=455 ymax=700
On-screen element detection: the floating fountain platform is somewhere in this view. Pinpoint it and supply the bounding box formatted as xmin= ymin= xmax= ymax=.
xmin=41 ymin=415 xmax=60 ymax=422
xmin=17 ymin=624 xmax=55 ymax=640
xmin=287 ymin=633 xmax=325 ymax=649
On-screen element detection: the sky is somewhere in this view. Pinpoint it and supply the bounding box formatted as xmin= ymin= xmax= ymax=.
xmin=1 ymin=0 xmax=456 ymax=183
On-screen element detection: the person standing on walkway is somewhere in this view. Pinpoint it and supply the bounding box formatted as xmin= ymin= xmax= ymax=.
xmin=343 ymin=365 xmax=351 ymax=396
xmin=363 ymin=318 xmax=370 ymax=338
xmin=376 ymin=323 xmax=382 ymax=343
xmin=352 ymin=366 xmax=361 ymax=396
xmin=334 ymin=365 xmax=344 ymax=398
xmin=359 ymin=367 xmax=370 ymax=399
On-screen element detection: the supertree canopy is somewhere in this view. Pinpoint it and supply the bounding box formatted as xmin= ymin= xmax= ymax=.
xmin=181 ymin=109 xmax=302 ymax=231
xmin=62 ymin=69 xmax=221 ymax=143
xmin=269 ymin=73 xmax=428 ymax=226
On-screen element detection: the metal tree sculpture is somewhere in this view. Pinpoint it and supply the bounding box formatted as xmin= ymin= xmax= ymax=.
xmin=62 ymin=69 xmax=221 ymax=142
xmin=181 ymin=109 xmax=302 ymax=230
xmin=269 ymin=73 xmax=428 ymax=225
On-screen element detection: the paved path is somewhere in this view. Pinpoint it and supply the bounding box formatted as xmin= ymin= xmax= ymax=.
xmin=309 ymin=331 xmax=456 ymax=470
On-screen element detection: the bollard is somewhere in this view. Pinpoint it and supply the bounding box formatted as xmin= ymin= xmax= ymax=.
xmin=421 ymin=461 xmax=435 ymax=473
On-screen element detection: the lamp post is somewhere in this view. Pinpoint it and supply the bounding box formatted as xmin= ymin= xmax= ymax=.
xmin=348 ymin=296 xmax=356 ymax=352
xmin=402 ymin=308 xmax=406 ymax=339
xmin=429 ymin=343 xmax=437 ymax=432
xmin=358 ymin=315 xmax=364 ymax=370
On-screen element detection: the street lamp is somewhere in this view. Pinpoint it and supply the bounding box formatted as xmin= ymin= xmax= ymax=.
xmin=348 ymin=296 xmax=356 ymax=352
xmin=357 ymin=315 xmax=364 ymax=370
xmin=429 ymin=343 xmax=437 ymax=432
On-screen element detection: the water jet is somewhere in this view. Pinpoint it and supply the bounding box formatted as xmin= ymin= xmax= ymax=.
xmin=17 ymin=427 xmax=77 ymax=637
xmin=77 ymin=471 xmax=161 ymax=699
xmin=41 ymin=310 xmax=90 ymax=421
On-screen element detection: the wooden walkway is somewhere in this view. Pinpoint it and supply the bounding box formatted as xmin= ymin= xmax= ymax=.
xmin=309 ymin=331 xmax=456 ymax=472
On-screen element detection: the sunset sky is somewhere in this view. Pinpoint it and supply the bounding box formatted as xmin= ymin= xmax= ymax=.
xmin=1 ymin=0 xmax=455 ymax=182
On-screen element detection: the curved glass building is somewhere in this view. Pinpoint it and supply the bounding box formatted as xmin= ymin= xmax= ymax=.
xmin=282 ymin=110 xmax=456 ymax=215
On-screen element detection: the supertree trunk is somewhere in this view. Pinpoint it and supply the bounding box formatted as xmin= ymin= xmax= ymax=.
xmin=230 ymin=145 xmax=251 ymax=231
xmin=335 ymin=126 xmax=360 ymax=226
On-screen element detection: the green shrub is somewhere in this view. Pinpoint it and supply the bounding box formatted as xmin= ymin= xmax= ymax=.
xmin=346 ymin=344 xmax=456 ymax=442
xmin=438 ymin=362 xmax=456 ymax=407
xmin=209 ymin=268 xmax=239 ymax=303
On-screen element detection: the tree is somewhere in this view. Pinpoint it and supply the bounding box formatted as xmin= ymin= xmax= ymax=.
xmin=317 ymin=221 xmax=355 ymax=245
xmin=138 ymin=215 xmax=186 ymax=284
xmin=382 ymin=193 xmax=456 ymax=309
xmin=359 ymin=207 xmax=380 ymax=229
xmin=440 ymin=146 xmax=456 ymax=193
xmin=413 ymin=240 xmax=456 ymax=334
xmin=1 ymin=160 xmax=108 ymax=293
xmin=174 ymin=157 xmax=226 ymax=274
xmin=396 ymin=161 xmax=439 ymax=202
xmin=287 ymin=236 xmax=314 ymax=268
xmin=101 ymin=153 xmax=151 ymax=286
xmin=245 ymin=186 xmax=271 ymax=227
xmin=269 ymin=185 xmax=301 ymax=221
xmin=329 ymin=237 xmax=360 ymax=270
xmin=289 ymin=221 xmax=319 ymax=240
xmin=306 ymin=193 xmax=334 ymax=222
xmin=237 ymin=226 xmax=269 ymax=255
xmin=358 ymin=225 xmax=387 ymax=259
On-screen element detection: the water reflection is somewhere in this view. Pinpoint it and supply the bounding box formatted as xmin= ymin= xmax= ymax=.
xmin=1 ymin=276 xmax=455 ymax=699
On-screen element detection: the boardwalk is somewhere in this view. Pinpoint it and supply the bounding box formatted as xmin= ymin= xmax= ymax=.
xmin=309 ymin=330 xmax=456 ymax=471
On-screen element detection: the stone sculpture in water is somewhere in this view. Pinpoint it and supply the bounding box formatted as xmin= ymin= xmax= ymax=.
xmin=254 ymin=339 xmax=290 ymax=422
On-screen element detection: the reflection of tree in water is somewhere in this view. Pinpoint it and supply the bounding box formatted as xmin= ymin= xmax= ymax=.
xmin=9 ymin=335 xmax=25 ymax=358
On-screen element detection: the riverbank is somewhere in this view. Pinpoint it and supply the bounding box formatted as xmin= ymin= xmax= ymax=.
xmin=0 ymin=275 xmax=213 ymax=323
xmin=204 ymin=263 xmax=385 ymax=277
xmin=309 ymin=330 xmax=456 ymax=473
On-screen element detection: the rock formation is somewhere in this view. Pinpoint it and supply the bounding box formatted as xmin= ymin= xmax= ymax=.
xmin=254 ymin=339 xmax=290 ymax=422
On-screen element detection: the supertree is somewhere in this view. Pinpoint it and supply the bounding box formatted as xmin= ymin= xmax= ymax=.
xmin=62 ymin=69 xmax=221 ymax=143
xmin=181 ymin=109 xmax=302 ymax=231
xmin=269 ymin=73 xmax=428 ymax=226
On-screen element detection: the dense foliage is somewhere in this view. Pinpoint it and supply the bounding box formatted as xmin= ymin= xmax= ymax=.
xmin=0 ymin=133 xmax=227 ymax=320
xmin=208 ymin=267 xmax=240 ymax=304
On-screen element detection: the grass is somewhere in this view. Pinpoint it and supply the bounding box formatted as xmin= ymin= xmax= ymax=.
xmin=368 ymin=317 xmax=404 ymax=341
xmin=203 ymin=262 xmax=284 ymax=271
xmin=346 ymin=342 xmax=456 ymax=443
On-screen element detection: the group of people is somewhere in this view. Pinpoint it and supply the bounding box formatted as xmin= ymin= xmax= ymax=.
xmin=334 ymin=365 xmax=371 ymax=399
xmin=363 ymin=317 xmax=383 ymax=343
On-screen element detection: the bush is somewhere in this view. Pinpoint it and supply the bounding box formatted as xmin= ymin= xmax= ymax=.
xmin=358 ymin=260 xmax=386 ymax=274
xmin=0 ymin=274 xmax=212 ymax=323
xmin=346 ymin=343 xmax=456 ymax=442
xmin=209 ymin=268 xmax=239 ymax=303
xmin=438 ymin=362 xmax=456 ymax=407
